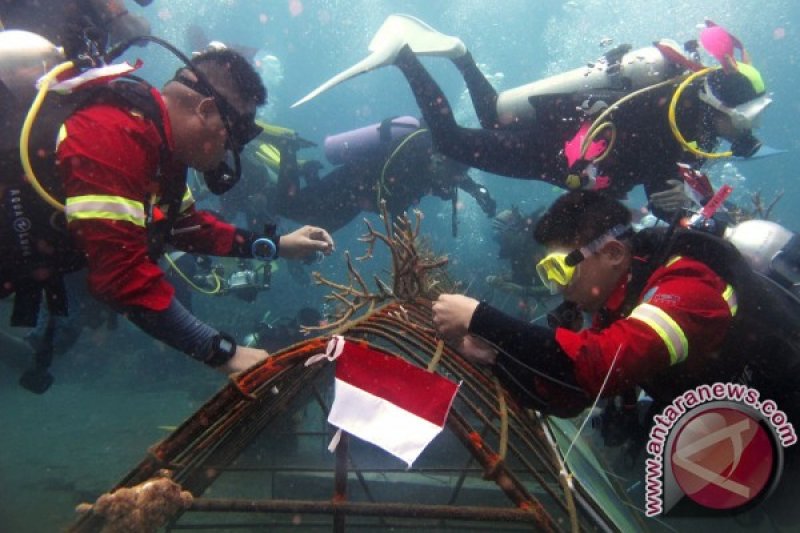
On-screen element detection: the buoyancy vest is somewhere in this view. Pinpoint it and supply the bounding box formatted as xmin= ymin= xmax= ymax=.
xmin=0 ymin=78 xmax=178 ymax=327
xmin=622 ymin=228 xmax=800 ymax=418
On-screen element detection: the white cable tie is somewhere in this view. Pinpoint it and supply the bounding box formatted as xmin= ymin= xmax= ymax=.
xmin=327 ymin=428 xmax=343 ymax=453
xmin=304 ymin=335 xmax=346 ymax=367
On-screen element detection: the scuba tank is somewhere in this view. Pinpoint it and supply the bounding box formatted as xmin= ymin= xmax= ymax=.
xmin=324 ymin=115 xmax=420 ymax=165
xmin=0 ymin=30 xmax=67 ymax=154
xmin=496 ymin=42 xmax=686 ymax=124
xmin=725 ymin=219 xmax=800 ymax=300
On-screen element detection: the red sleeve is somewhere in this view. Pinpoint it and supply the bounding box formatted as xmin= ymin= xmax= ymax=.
xmin=170 ymin=204 xmax=238 ymax=256
xmin=555 ymin=258 xmax=734 ymax=397
xmin=58 ymin=102 xmax=174 ymax=311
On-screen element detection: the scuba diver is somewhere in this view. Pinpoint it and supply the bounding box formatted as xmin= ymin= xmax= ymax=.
xmin=431 ymin=189 xmax=800 ymax=422
xmin=433 ymin=188 xmax=800 ymax=519
xmin=0 ymin=0 xmax=152 ymax=57
xmin=488 ymin=206 xmax=547 ymax=292
xmin=484 ymin=207 xmax=550 ymax=321
xmin=242 ymin=306 xmax=323 ymax=353
xmin=0 ymin=27 xmax=334 ymax=393
xmin=293 ymin=16 xmax=772 ymax=221
xmin=222 ymin=115 xmax=497 ymax=236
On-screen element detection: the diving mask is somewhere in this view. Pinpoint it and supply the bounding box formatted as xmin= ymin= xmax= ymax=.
xmin=699 ymin=78 xmax=772 ymax=133
xmin=536 ymin=224 xmax=631 ymax=294
xmin=173 ymin=72 xmax=263 ymax=194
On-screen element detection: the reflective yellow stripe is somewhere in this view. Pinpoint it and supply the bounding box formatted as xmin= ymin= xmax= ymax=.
xmin=179 ymin=186 xmax=194 ymax=213
xmin=723 ymin=284 xmax=738 ymax=316
xmin=629 ymin=302 xmax=689 ymax=365
xmin=665 ymin=255 xmax=682 ymax=268
xmin=56 ymin=124 xmax=68 ymax=149
xmin=65 ymin=195 xmax=146 ymax=227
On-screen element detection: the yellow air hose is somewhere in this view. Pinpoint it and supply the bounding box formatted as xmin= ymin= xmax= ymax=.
xmin=21 ymin=60 xmax=227 ymax=297
xmin=667 ymin=66 xmax=732 ymax=159
xmin=164 ymin=253 xmax=223 ymax=295
xmin=580 ymin=76 xmax=685 ymax=162
xmin=20 ymin=60 xmax=76 ymax=212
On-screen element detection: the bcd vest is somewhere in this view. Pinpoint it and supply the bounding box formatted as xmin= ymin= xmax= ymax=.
xmin=620 ymin=228 xmax=800 ymax=419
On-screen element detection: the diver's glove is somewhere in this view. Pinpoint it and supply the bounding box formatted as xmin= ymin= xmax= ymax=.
xmin=473 ymin=186 xmax=497 ymax=217
xmin=648 ymin=179 xmax=692 ymax=220
xmin=459 ymin=178 xmax=497 ymax=217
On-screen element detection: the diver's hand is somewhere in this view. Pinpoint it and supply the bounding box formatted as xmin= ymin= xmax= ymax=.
xmin=217 ymin=345 xmax=269 ymax=375
xmin=432 ymin=294 xmax=479 ymax=339
xmin=474 ymin=186 xmax=497 ymax=217
xmin=649 ymin=179 xmax=691 ymax=217
xmin=456 ymin=335 xmax=497 ymax=365
xmin=279 ymin=226 xmax=335 ymax=260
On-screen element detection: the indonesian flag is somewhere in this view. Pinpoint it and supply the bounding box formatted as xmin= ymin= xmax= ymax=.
xmin=309 ymin=337 xmax=459 ymax=467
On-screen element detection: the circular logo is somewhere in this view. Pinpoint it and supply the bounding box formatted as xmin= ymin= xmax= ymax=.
xmin=670 ymin=407 xmax=775 ymax=511
xmin=13 ymin=216 xmax=32 ymax=233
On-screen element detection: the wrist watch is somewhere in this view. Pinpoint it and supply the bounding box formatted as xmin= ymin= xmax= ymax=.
xmin=251 ymin=237 xmax=278 ymax=261
xmin=206 ymin=332 xmax=237 ymax=367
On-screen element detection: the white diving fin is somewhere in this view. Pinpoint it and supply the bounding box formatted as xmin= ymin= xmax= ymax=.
xmin=291 ymin=14 xmax=465 ymax=108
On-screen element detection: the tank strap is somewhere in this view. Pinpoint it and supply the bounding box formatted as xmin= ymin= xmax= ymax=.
xmin=376 ymin=127 xmax=429 ymax=204
xmin=377 ymin=116 xmax=418 ymax=144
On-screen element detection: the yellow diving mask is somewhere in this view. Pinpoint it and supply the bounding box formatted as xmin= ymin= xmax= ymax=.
xmin=536 ymin=224 xmax=632 ymax=294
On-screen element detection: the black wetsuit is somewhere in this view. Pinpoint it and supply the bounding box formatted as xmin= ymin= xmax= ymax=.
xmin=394 ymin=46 xmax=713 ymax=203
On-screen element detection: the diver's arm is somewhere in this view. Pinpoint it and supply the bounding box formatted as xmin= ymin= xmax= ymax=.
xmin=125 ymin=297 xmax=268 ymax=373
xmin=457 ymin=174 xmax=496 ymax=217
xmin=468 ymin=302 xmax=577 ymax=383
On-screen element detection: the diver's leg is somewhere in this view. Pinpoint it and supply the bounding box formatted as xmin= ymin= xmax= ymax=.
xmin=394 ymin=45 xmax=544 ymax=180
xmin=394 ymin=45 xmax=460 ymax=137
xmin=452 ymin=52 xmax=500 ymax=129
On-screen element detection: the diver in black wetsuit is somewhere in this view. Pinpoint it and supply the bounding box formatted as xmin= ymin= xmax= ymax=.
xmin=279 ymin=128 xmax=494 ymax=234
xmin=0 ymin=0 xmax=151 ymax=56
xmin=223 ymin=124 xmax=497 ymax=235
xmin=392 ymin=43 xmax=766 ymax=219
xmin=295 ymin=16 xmax=772 ymax=220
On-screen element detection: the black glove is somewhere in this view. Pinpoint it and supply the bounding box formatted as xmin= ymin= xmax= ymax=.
xmin=648 ymin=179 xmax=691 ymax=219
xmin=473 ymin=185 xmax=497 ymax=217
xmin=459 ymin=179 xmax=496 ymax=217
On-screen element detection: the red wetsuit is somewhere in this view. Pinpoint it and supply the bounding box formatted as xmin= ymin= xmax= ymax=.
xmin=469 ymin=255 xmax=738 ymax=415
xmin=56 ymin=87 xmax=240 ymax=311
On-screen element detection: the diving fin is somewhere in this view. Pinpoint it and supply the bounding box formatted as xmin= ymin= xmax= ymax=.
xmin=291 ymin=14 xmax=466 ymax=108
xmin=736 ymin=144 xmax=788 ymax=161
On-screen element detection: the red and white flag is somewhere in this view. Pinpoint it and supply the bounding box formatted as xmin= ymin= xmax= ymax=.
xmin=308 ymin=336 xmax=459 ymax=467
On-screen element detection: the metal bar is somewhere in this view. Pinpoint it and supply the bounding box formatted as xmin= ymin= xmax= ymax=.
xmin=188 ymin=498 xmax=544 ymax=523
xmin=333 ymin=432 xmax=349 ymax=532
